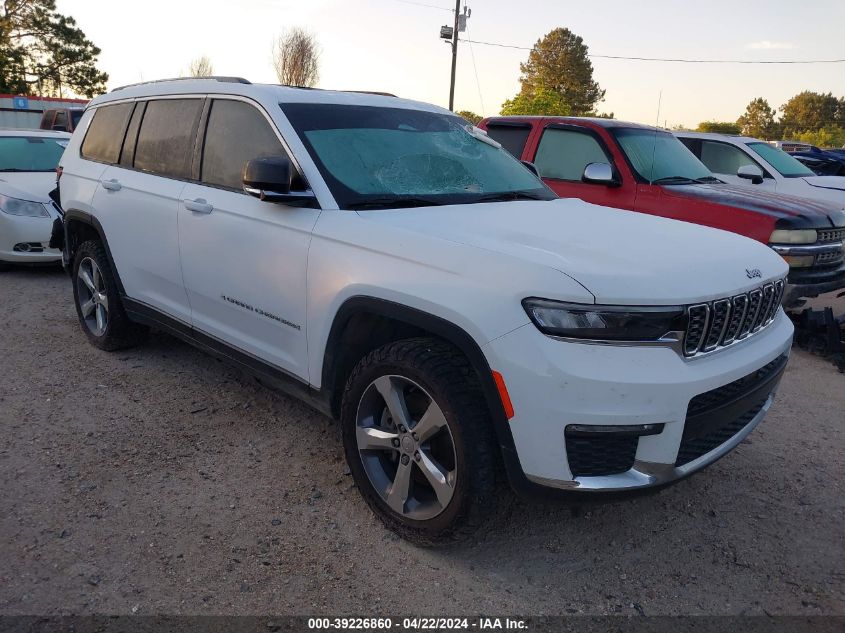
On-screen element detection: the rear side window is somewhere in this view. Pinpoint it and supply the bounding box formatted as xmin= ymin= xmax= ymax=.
xmin=119 ymin=102 xmax=144 ymax=166
xmin=53 ymin=111 xmax=68 ymax=130
xmin=485 ymin=124 xmax=531 ymax=159
xmin=534 ymin=127 xmax=609 ymax=181
xmin=201 ymin=99 xmax=287 ymax=190
xmin=134 ymin=99 xmax=203 ymax=179
xmin=80 ymin=103 xmax=134 ymax=164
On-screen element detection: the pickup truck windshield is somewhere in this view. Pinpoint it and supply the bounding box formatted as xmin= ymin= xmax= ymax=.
xmin=280 ymin=103 xmax=555 ymax=209
xmin=0 ymin=135 xmax=67 ymax=172
xmin=747 ymin=142 xmax=815 ymax=178
xmin=613 ymin=128 xmax=713 ymax=184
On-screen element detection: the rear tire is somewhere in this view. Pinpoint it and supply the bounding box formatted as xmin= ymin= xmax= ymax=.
xmin=72 ymin=240 xmax=147 ymax=351
xmin=340 ymin=337 xmax=499 ymax=545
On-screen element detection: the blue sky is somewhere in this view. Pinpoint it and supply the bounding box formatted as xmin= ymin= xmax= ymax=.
xmin=57 ymin=0 xmax=845 ymax=127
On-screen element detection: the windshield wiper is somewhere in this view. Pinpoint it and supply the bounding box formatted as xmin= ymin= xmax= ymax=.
xmin=651 ymin=176 xmax=697 ymax=185
xmin=346 ymin=197 xmax=442 ymax=210
xmin=693 ymin=176 xmax=723 ymax=184
xmin=473 ymin=191 xmax=551 ymax=203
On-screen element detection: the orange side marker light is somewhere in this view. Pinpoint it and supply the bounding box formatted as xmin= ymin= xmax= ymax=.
xmin=492 ymin=371 xmax=515 ymax=420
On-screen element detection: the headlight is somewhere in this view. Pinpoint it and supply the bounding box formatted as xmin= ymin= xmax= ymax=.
xmin=0 ymin=193 xmax=49 ymax=218
xmin=522 ymin=298 xmax=686 ymax=341
xmin=769 ymin=229 xmax=817 ymax=244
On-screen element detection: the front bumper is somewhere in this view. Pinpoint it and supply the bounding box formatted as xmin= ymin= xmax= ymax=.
xmin=0 ymin=211 xmax=62 ymax=264
xmin=783 ymin=262 xmax=845 ymax=306
xmin=484 ymin=310 xmax=794 ymax=495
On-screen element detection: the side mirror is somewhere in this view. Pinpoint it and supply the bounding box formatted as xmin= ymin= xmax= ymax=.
xmin=737 ymin=164 xmax=764 ymax=185
xmin=242 ymin=156 xmax=317 ymax=206
xmin=521 ymin=160 xmax=539 ymax=177
xmin=582 ymin=162 xmax=619 ymax=187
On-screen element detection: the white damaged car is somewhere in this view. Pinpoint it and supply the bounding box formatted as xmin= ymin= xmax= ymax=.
xmin=0 ymin=129 xmax=68 ymax=270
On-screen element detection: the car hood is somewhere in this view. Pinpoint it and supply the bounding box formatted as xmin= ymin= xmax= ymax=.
xmin=802 ymin=175 xmax=845 ymax=192
xmin=359 ymin=198 xmax=788 ymax=305
xmin=661 ymin=182 xmax=845 ymax=227
xmin=0 ymin=173 xmax=56 ymax=203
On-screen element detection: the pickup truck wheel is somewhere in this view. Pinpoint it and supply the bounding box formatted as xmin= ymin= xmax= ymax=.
xmin=341 ymin=337 xmax=498 ymax=545
xmin=72 ymin=240 xmax=147 ymax=351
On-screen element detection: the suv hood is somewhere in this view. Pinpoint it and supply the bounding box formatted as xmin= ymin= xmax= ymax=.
xmin=662 ymin=182 xmax=845 ymax=228
xmin=360 ymin=199 xmax=788 ymax=305
xmin=802 ymin=175 xmax=845 ymax=193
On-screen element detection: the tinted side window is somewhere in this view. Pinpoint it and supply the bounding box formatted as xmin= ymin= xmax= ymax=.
xmin=80 ymin=103 xmax=134 ymax=164
xmin=201 ymin=100 xmax=287 ymax=190
xmin=119 ymin=102 xmax=144 ymax=167
xmin=677 ymin=137 xmax=700 ymax=157
xmin=700 ymin=141 xmax=758 ymax=176
xmin=134 ymin=99 xmax=203 ymax=179
xmin=53 ymin=111 xmax=68 ymax=130
xmin=485 ymin=124 xmax=531 ymax=159
xmin=534 ymin=128 xmax=609 ymax=181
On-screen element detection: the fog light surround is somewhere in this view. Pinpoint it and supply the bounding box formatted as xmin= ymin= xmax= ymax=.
xmin=565 ymin=423 xmax=665 ymax=437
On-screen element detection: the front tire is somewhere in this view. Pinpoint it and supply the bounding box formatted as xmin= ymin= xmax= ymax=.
xmin=72 ymin=240 xmax=147 ymax=351
xmin=340 ymin=338 xmax=499 ymax=545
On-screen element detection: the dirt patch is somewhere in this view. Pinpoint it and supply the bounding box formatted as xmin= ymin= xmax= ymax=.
xmin=1 ymin=268 xmax=843 ymax=616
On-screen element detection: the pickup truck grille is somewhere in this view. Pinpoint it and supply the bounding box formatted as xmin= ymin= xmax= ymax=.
xmin=816 ymin=249 xmax=844 ymax=266
xmin=683 ymin=279 xmax=785 ymax=357
xmin=817 ymin=228 xmax=845 ymax=243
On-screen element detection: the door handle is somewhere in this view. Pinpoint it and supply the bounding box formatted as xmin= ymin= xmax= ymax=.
xmin=183 ymin=198 xmax=213 ymax=214
xmin=101 ymin=179 xmax=121 ymax=191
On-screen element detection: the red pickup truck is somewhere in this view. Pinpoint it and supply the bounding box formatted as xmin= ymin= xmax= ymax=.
xmin=479 ymin=116 xmax=845 ymax=306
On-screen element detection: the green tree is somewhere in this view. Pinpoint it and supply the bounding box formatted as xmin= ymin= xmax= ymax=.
xmin=794 ymin=126 xmax=845 ymax=149
xmin=696 ymin=121 xmax=741 ymax=135
xmin=500 ymin=88 xmax=571 ymax=116
xmin=509 ymin=27 xmax=604 ymax=116
xmin=455 ymin=110 xmax=482 ymax=125
xmin=0 ymin=0 xmax=108 ymax=97
xmin=779 ymin=91 xmax=843 ymax=137
xmin=736 ymin=98 xmax=777 ymax=139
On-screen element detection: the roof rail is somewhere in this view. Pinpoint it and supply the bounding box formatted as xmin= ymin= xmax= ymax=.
xmin=111 ymin=76 xmax=251 ymax=92
xmin=344 ymin=90 xmax=397 ymax=97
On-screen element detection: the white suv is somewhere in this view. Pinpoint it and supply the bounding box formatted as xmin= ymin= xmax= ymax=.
xmin=676 ymin=131 xmax=845 ymax=205
xmin=58 ymin=78 xmax=793 ymax=544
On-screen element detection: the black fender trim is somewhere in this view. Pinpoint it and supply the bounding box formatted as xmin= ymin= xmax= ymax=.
xmin=62 ymin=210 xmax=126 ymax=294
xmin=322 ymin=296 xmax=546 ymax=497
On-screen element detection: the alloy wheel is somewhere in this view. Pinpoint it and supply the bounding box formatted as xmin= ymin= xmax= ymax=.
xmin=355 ymin=375 xmax=457 ymax=521
xmin=76 ymin=257 xmax=109 ymax=336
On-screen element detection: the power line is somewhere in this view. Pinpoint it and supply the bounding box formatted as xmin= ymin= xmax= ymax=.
xmin=465 ymin=19 xmax=485 ymax=114
xmin=458 ymin=38 xmax=845 ymax=64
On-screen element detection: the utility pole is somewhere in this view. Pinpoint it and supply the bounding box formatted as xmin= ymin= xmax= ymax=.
xmin=448 ymin=0 xmax=461 ymax=111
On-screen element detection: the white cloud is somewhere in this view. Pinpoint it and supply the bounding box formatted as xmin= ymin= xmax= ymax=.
xmin=746 ymin=40 xmax=796 ymax=50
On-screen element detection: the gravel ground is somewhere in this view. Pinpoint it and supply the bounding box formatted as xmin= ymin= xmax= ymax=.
xmin=1 ymin=267 xmax=843 ymax=616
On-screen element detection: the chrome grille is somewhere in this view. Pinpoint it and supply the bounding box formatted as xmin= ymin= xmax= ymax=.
xmin=722 ymin=295 xmax=748 ymax=345
xmin=684 ymin=305 xmax=709 ymax=356
xmin=683 ymin=279 xmax=785 ymax=358
xmin=817 ymin=228 xmax=845 ymax=243
xmin=703 ymin=299 xmax=730 ymax=352
xmin=816 ymin=249 xmax=844 ymax=266
xmin=753 ymin=283 xmax=775 ymax=333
